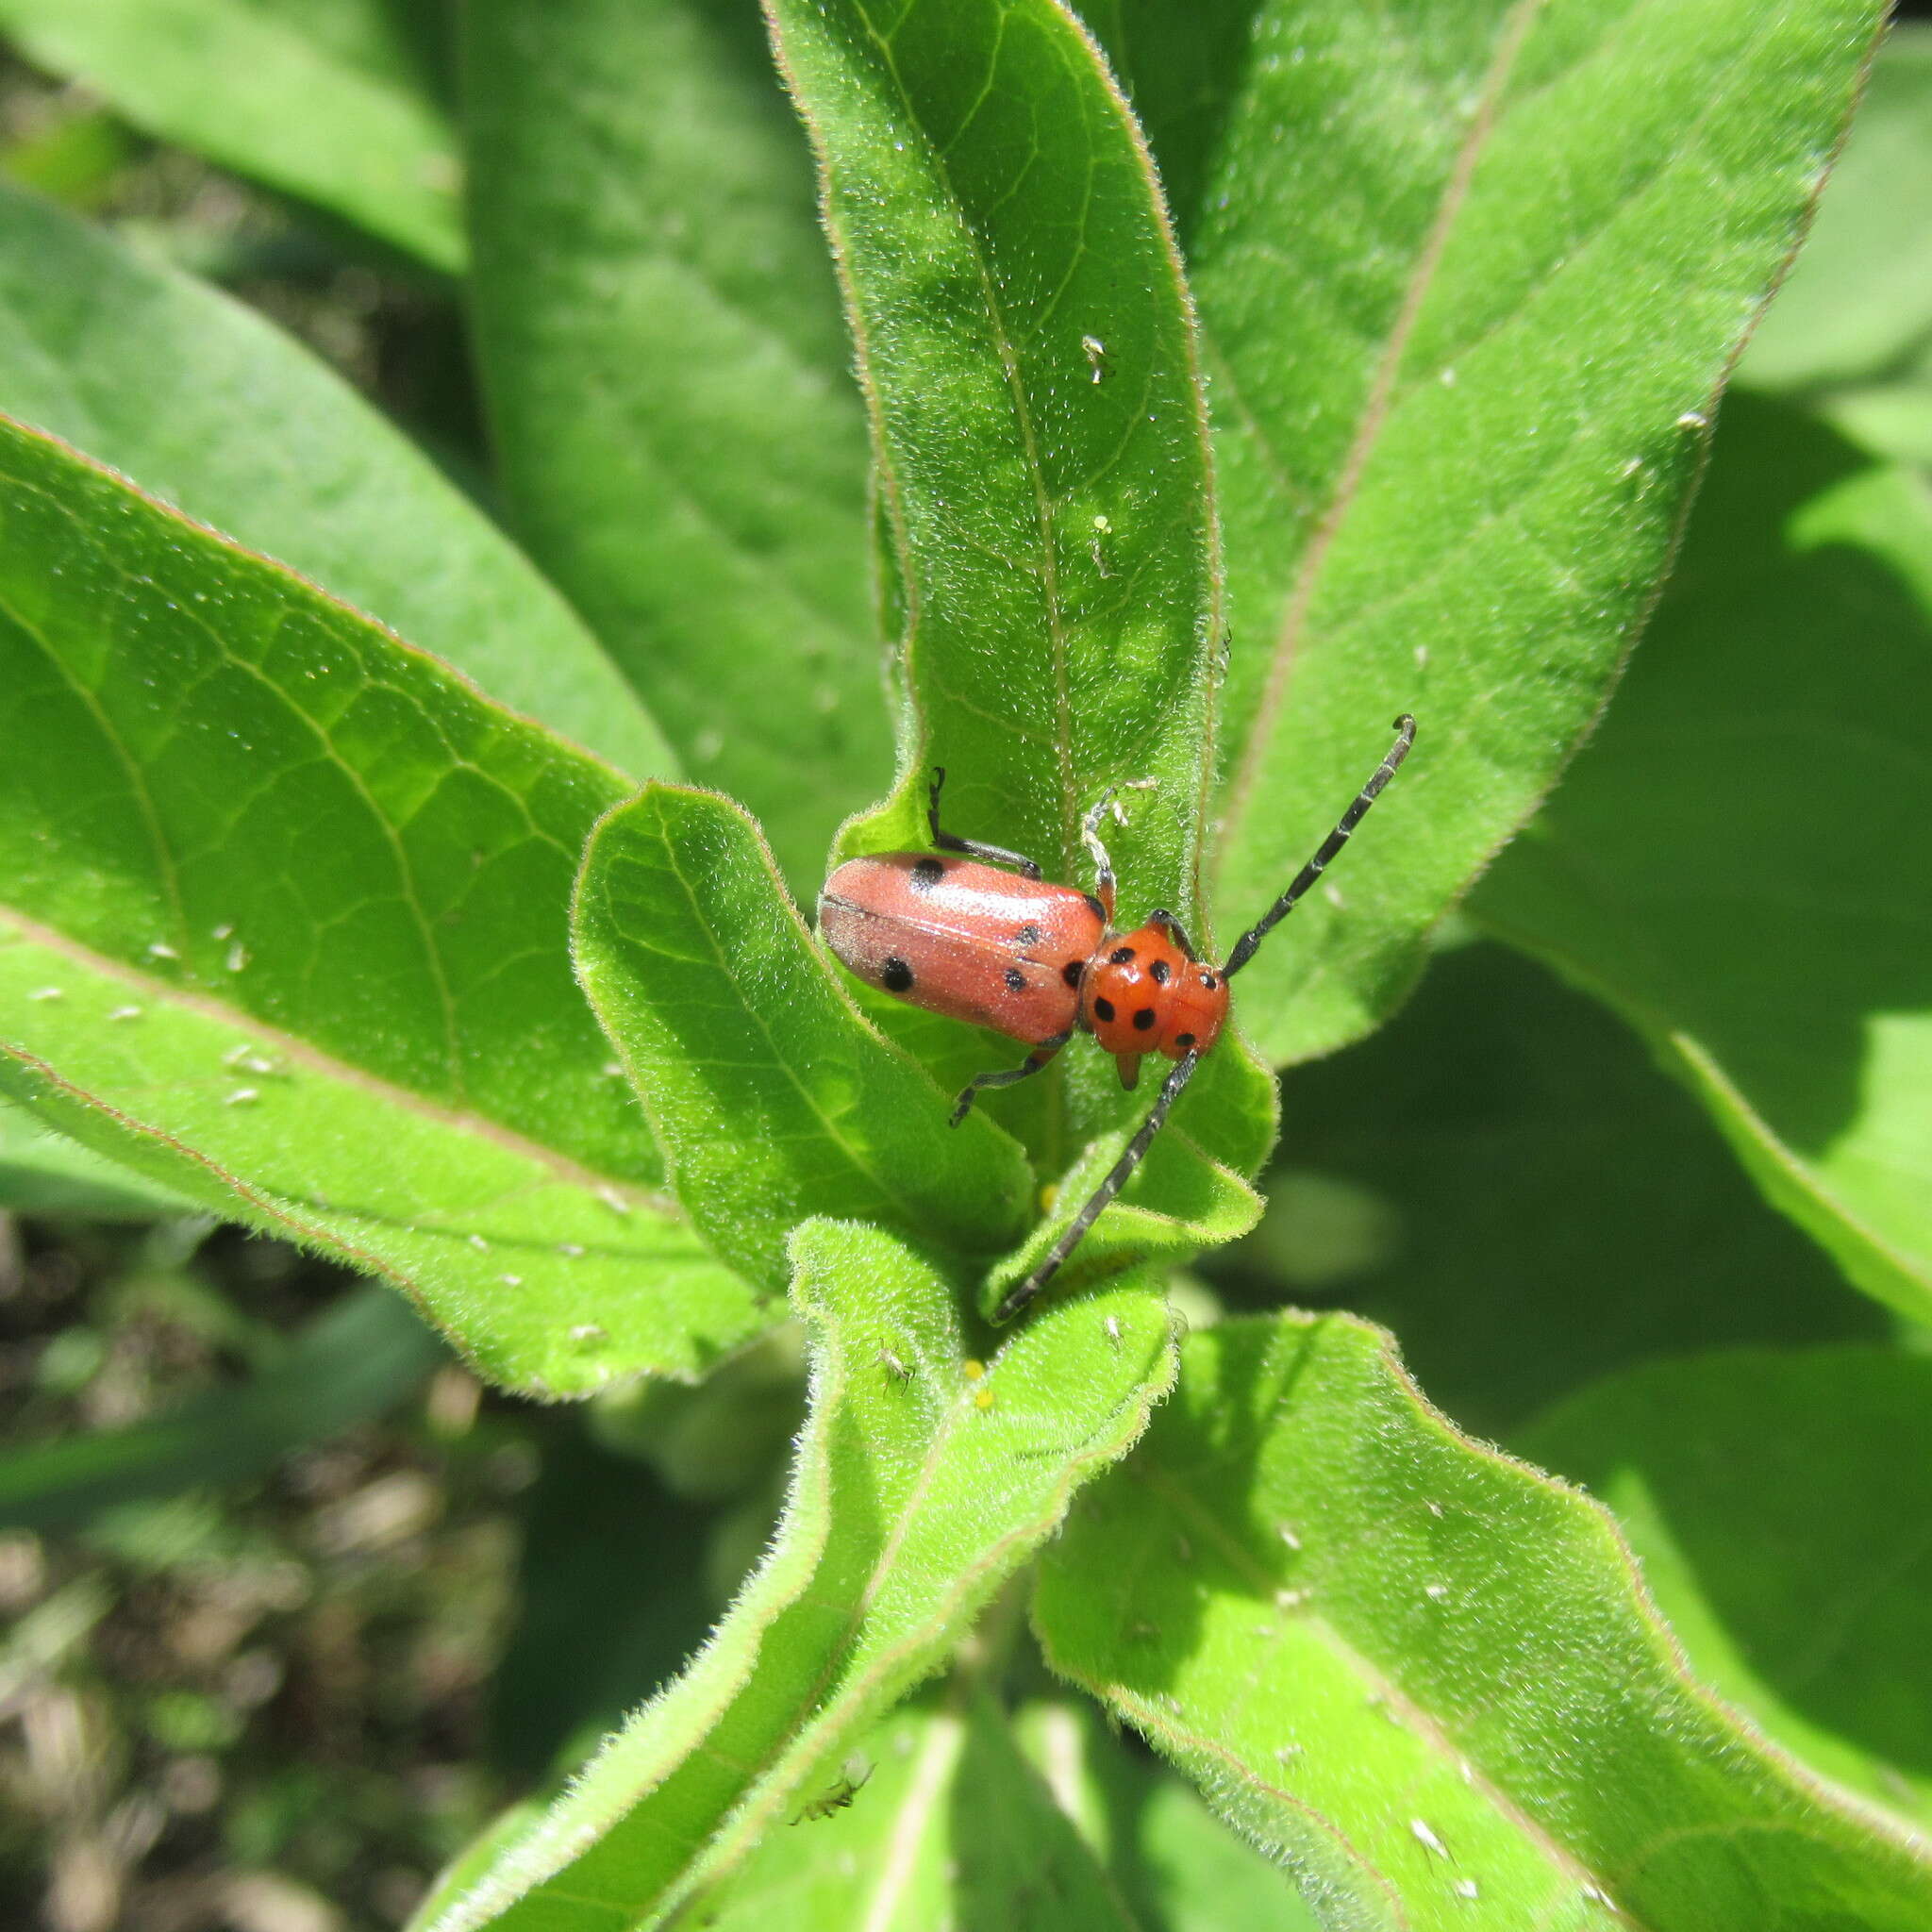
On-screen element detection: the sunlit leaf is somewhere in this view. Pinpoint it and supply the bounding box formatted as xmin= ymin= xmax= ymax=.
xmin=0 ymin=415 xmax=757 ymax=1393
xmin=1037 ymin=1312 xmax=1932 ymax=1929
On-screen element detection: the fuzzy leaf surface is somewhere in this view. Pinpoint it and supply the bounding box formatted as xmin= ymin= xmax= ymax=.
xmin=771 ymin=0 xmax=1275 ymax=1269
xmin=1107 ymin=0 xmax=1888 ymax=1065
xmin=1476 ymin=396 xmax=1932 ymax=1324
xmin=1036 ymin=1312 xmax=1932 ymax=1929
xmin=463 ymin=0 xmax=885 ymax=889
xmin=0 ymin=181 xmax=672 ymax=780
xmin=0 ymin=1284 xmax=442 ymax=1529
xmin=1522 ymin=1346 xmax=1932 ymax=1835
xmin=0 ymin=0 xmax=463 ymax=268
xmin=572 ymin=785 xmax=1032 ymax=1292
xmin=426 ymin=1220 xmax=1178 ymax=1929
xmin=0 ymin=417 xmax=757 ymax=1393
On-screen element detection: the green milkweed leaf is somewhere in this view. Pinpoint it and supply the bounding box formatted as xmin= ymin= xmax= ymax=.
xmin=1035 ymin=1312 xmax=1932 ymax=1929
xmin=1521 ymin=1346 xmax=1932 ymax=1835
xmin=0 ymin=0 xmax=463 ymax=268
xmin=768 ymin=0 xmax=1276 ymax=1288
xmin=1105 ymin=0 xmax=1890 ymax=1067
xmin=424 ymin=1220 xmax=1178 ymax=1929
xmin=0 ymin=180 xmax=673 ymax=780
xmin=1475 ymin=395 xmax=1932 ymax=1325
xmin=463 ymin=0 xmax=887 ymax=889
xmin=696 ymin=1690 xmax=1142 ymax=1931
xmin=0 ymin=415 xmax=757 ymax=1393
xmin=571 ymin=784 xmax=1032 ymax=1292
xmin=1234 ymin=941 xmax=1878 ymax=1441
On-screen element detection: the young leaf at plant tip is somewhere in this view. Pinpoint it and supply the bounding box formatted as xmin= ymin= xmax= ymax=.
xmin=571 ymin=783 xmax=1033 ymax=1293
xmin=424 ymin=1220 xmax=1179 ymax=1931
xmin=771 ymin=0 xmax=1255 ymax=1181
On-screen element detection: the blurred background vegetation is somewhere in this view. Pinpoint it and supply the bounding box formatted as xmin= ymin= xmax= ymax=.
xmin=2 ymin=5 xmax=1929 ymax=1928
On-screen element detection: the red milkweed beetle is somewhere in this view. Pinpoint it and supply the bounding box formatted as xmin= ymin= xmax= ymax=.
xmin=819 ymin=715 xmax=1416 ymax=1322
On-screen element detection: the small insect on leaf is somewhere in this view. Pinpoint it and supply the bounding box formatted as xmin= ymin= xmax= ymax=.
xmin=792 ymin=1753 xmax=873 ymax=1824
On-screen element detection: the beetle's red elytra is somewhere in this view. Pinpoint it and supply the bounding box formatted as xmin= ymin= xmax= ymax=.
xmin=819 ymin=716 xmax=1416 ymax=1322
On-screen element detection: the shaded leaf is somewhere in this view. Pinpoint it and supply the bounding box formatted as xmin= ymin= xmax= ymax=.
xmin=1521 ymin=1346 xmax=1932 ymax=1833
xmin=463 ymin=0 xmax=886 ymax=888
xmin=0 ymin=0 xmax=464 ymax=268
xmin=1741 ymin=23 xmax=1932 ymax=393
xmin=425 ymin=1220 xmax=1177 ymax=1929
xmin=1036 ymin=1312 xmax=1932 ymax=1929
xmin=0 ymin=1094 xmax=197 ymax=1218
xmin=0 ymin=1284 xmax=442 ymax=1529
xmin=0 ymin=415 xmax=758 ymax=1392
xmin=1475 ymin=394 xmax=1932 ymax=1325
xmin=0 ymin=180 xmax=673 ymax=778
xmin=491 ymin=1418 xmax=726 ymax=1783
xmin=1110 ymin=0 xmax=1888 ymax=1066
xmin=572 ymin=784 xmax=1032 ymax=1292
xmin=1215 ymin=941 xmax=1880 ymax=1440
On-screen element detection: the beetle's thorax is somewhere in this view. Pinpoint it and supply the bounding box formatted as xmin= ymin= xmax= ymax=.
xmin=1080 ymin=921 xmax=1228 ymax=1084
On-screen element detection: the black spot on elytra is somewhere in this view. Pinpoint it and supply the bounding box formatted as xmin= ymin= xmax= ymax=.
xmin=1133 ymin=1008 xmax=1157 ymax=1031
xmin=1174 ymin=1031 xmax=1196 ymax=1050
xmin=1150 ymin=958 xmax=1171 ymax=985
xmin=1092 ymin=996 xmax=1116 ymax=1023
xmin=1015 ymin=923 xmax=1041 ymax=946
xmin=881 ymin=957 xmax=914 ymax=992
xmin=1084 ymin=893 xmax=1106 ymax=920
xmin=1061 ymin=959 xmax=1084 ymax=988
xmin=1004 ymin=967 xmax=1026 ymax=992
xmin=908 ymin=857 xmax=946 ymax=892
xmin=1109 ymin=945 xmax=1136 ymax=965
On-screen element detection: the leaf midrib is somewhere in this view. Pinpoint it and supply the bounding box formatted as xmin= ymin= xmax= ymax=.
xmin=1213 ymin=0 xmax=1544 ymax=879
xmin=0 ymin=908 xmax=672 ymax=1208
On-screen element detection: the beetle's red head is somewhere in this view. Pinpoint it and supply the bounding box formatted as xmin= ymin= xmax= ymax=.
xmin=1082 ymin=922 xmax=1228 ymax=1087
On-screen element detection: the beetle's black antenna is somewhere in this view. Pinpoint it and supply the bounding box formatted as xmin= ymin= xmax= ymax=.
xmin=992 ymin=1049 xmax=1202 ymax=1324
xmin=1221 ymin=715 xmax=1415 ymax=978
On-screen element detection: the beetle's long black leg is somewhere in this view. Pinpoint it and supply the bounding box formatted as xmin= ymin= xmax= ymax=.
xmin=1146 ymin=908 xmax=1198 ymax=960
xmin=927 ymin=767 xmax=1042 ymax=879
xmin=1221 ymin=715 xmax=1416 ymax=979
xmin=992 ymin=1049 xmax=1202 ymax=1324
xmin=1080 ymin=788 xmax=1121 ymax=924
xmin=949 ymin=1029 xmax=1072 ymax=1126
